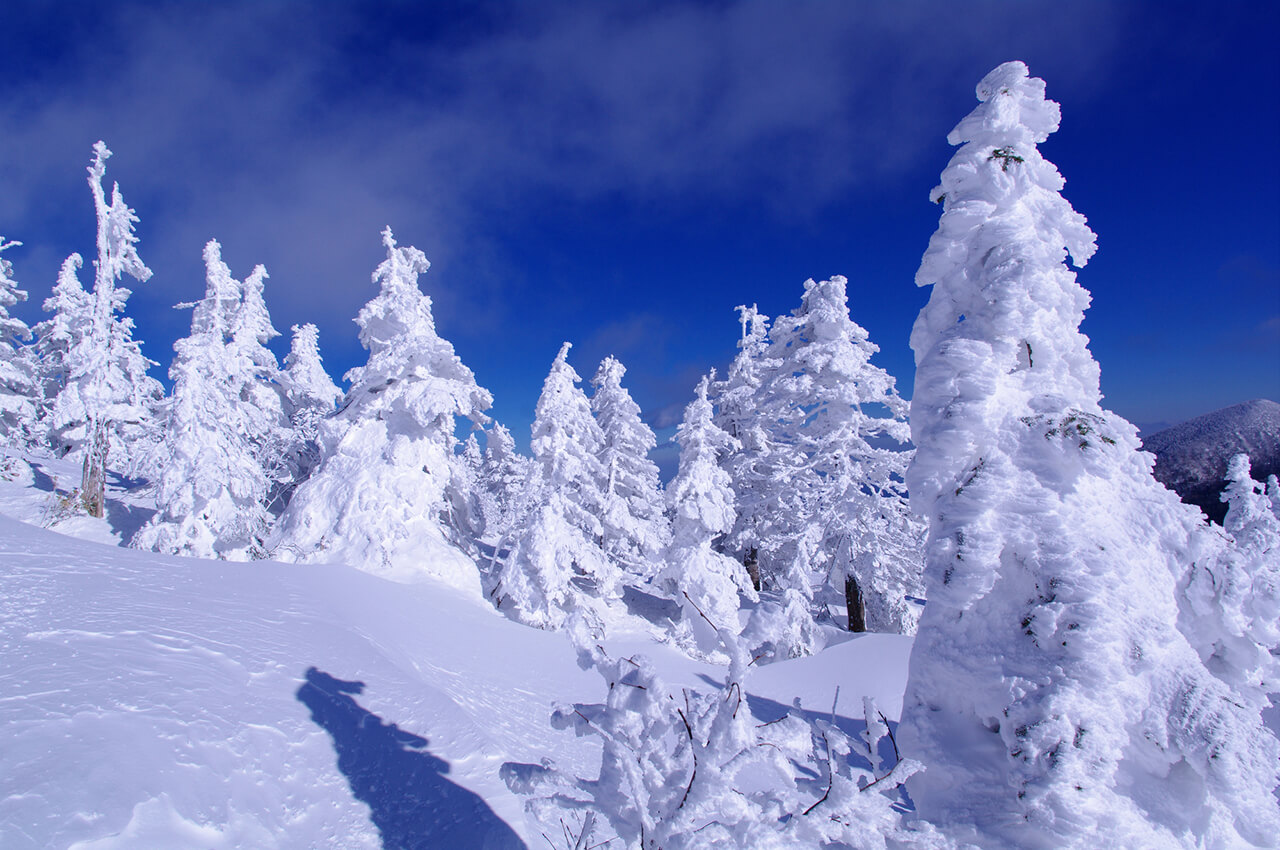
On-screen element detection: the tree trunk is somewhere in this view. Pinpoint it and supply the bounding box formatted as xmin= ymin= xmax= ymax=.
xmin=846 ymin=573 xmax=867 ymax=633
xmin=81 ymin=419 xmax=109 ymax=518
xmin=744 ymin=547 xmax=760 ymax=592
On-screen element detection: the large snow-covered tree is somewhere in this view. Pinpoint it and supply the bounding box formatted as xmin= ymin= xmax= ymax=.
xmin=270 ymin=228 xmax=491 ymax=593
xmin=0 ymin=238 xmax=38 ymax=444
xmin=133 ymin=240 xmax=272 ymax=559
xmin=47 ymin=142 xmax=162 ymax=516
xmin=491 ymin=343 xmax=615 ymax=628
xmin=898 ymin=61 xmax=1279 ymax=848
xmin=591 ymin=355 xmax=669 ymax=580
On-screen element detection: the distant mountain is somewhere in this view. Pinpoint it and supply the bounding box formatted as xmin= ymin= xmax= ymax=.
xmin=1141 ymin=399 xmax=1280 ymax=524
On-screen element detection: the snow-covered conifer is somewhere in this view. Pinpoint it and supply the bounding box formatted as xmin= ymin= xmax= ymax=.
xmin=476 ymin=422 xmax=532 ymax=546
xmin=658 ymin=373 xmax=755 ymax=655
xmin=270 ymin=227 xmax=492 ymax=592
xmin=760 ymin=276 xmax=923 ymax=634
xmin=132 ymin=240 xmax=272 ymax=559
xmin=0 ymin=238 xmax=39 ymax=444
xmin=491 ymin=343 xmax=614 ymax=628
xmin=899 ymin=61 xmax=1279 ymax=847
xmin=275 ymin=322 xmax=341 ymax=499
xmin=48 ymin=142 xmax=161 ymax=516
xmin=33 ymin=255 xmax=92 ymax=436
xmin=591 ymin=355 xmax=669 ymax=579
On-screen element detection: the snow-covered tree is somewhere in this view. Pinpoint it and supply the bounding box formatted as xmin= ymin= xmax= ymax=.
xmin=47 ymin=142 xmax=161 ymax=516
xmin=270 ymin=227 xmax=492 ymax=593
xmin=765 ymin=275 xmax=923 ymax=634
xmin=132 ymin=240 xmax=271 ymax=559
xmin=474 ymin=422 xmax=532 ymax=555
xmin=0 ymin=238 xmax=38 ymax=444
xmin=33 ymin=255 xmax=92 ymax=433
xmin=657 ymin=373 xmax=755 ymax=655
xmin=491 ymin=343 xmax=614 ymax=628
xmin=591 ymin=355 xmax=669 ymax=579
xmin=899 ymin=61 xmax=1279 ymax=848
xmin=275 ymin=322 xmax=342 ymax=504
xmin=713 ymin=304 xmax=779 ymax=590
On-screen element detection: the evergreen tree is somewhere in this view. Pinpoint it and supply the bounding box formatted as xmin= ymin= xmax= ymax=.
xmin=275 ymin=322 xmax=342 ymax=504
xmin=48 ymin=142 xmax=161 ymax=515
xmin=657 ymin=373 xmax=755 ymax=655
xmin=591 ymin=355 xmax=669 ymax=579
xmin=33 ymin=255 xmax=93 ymax=438
xmin=476 ymin=422 xmax=532 ymax=548
xmin=132 ymin=240 xmax=271 ymax=559
xmin=227 ymin=263 xmax=292 ymax=500
xmin=0 ymin=238 xmax=38 ymax=444
xmin=899 ymin=62 xmax=1279 ymax=847
xmin=270 ymin=227 xmax=492 ymax=593
xmin=764 ymin=275 xmax=923 ymax=634
xmin=491 ymin=343 xmax=613 ymax=628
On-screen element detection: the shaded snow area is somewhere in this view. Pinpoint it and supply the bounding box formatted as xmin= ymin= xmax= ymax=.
xmin=0 ymin=452 xmax=910 ymax=849
xmin=1143 ymin=398 xmax=1280 ymax=524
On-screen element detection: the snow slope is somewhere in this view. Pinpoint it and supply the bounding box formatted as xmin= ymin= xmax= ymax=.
xmin=0 ymin=451 xmax=911 ymax=849
xmin=1143 ymin=398 xmax=1280 ymax=524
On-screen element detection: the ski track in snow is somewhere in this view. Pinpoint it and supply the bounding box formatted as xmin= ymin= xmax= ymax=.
xmin=0 ymin=453 xmax=911 ymax=848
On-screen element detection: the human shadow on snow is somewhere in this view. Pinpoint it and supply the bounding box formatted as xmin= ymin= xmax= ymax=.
xmin=297 ymin=667 xmax=526 ymax=850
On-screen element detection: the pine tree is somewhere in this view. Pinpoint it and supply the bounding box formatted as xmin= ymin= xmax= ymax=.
xmin=899 ymin=61 xmax=1279 ymax=847
xmin=763 ymin=275 xmax=923 ymax=634
xmin=227 ymin=263 xmax=292 ymax=501
xmin=132 ymin=240 xmax=271 ymax=559
xmin=491 ymin=343 xmax=614 ymax=628
xmin=658 ymin=373 xmax=755 ymax=655
xmin=591 ymin=355 xmax=669 ymax=580
xmin=49 ymin=142 xmax=161 ymax=516
xmin=33 ymin=255 xmax=92 ymax=440
xmin=275 ymin=322 xmax=342 ymax=504
xmin=476 ymin=421 xmax=532 ymax=546
xmin=270 ymin=227 xmax=492 ymax=592
xmin=0 ymin=238 xmax=38 ymax=445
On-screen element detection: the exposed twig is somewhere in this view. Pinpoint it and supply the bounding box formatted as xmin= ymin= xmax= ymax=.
xmin=879 ymin=710 xmax=900 ymax=764
xmin=803 ymin=730 xmax=834 ymax=815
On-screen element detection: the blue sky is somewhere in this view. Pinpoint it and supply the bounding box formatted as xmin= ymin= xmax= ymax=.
xmin=2 ymin=1 xmax=1277 ymax=460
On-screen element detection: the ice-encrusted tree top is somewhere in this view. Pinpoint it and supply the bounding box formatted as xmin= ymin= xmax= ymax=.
xmin=342 ymin=227 xmax=491 ymax=438
xmin=911 ymin=61 xmax=1099 ymax=511
xmin=281 ymin=323 xmax=341 ymax=416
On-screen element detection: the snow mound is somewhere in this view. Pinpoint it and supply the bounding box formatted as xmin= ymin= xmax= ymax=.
xmin=1143 ymin=399 xmax=1280 ymax=523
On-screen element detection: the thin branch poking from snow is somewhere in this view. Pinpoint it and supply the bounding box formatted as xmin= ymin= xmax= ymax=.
xmin=803 ymin=729 xmax=834 ymax=815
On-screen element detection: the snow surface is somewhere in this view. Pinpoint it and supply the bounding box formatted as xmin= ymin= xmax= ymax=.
xmin=0 ymin=449 xmax=910 ymax=848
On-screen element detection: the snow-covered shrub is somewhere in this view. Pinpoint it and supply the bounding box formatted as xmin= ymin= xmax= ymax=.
xmin=899 ymin=60 xmax=1280 ymax=848
xmin=591 ymin=356 xmax=670 ymax=581
xmin=270 ymin=227 xmax=491 ymax=592
xmin=504 ymin=620 xmax=940 ymax=849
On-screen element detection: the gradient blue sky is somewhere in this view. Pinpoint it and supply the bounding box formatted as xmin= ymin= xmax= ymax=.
xmin=2 ymin=1 xmax=1277 ymax=461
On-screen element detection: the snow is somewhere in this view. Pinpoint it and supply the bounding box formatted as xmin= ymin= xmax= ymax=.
xmin=0 ymin=450 xmax=911 ymax=848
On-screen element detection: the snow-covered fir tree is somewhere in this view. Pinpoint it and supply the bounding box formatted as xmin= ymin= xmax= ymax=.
xmin=475 ymin=422 xmax=532 ymax=548
xmin=32 ymin=255 xmax=92 ymax=439
xmin=761 ymin=275 xmax=923 ymax=634
xmin=46 ymin=142 xmax=162 ymax=516
xmin=713 ymin=303 xmax=778 ymax=591
xmin=899 ymin=61 xmax=1279 ymax=848
xmin=658 ymin=373 xmax=756 ymax=655
xmin=0 ymin=238 xmax=39 ymax=445
xmin=132 ymin=240 xmax=272 ymax=559
xmin=226 ymin=263 xmax=293 ymax=505
xmin=275 ymin=322 xmax=342 ymax=506
xmin=491 ymin=343 xmax=615 ymax=628
xmin=270 ymin=227 xmax=492 ymax=593
xmin=591 ymin=355 xmax=669 ymax=580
